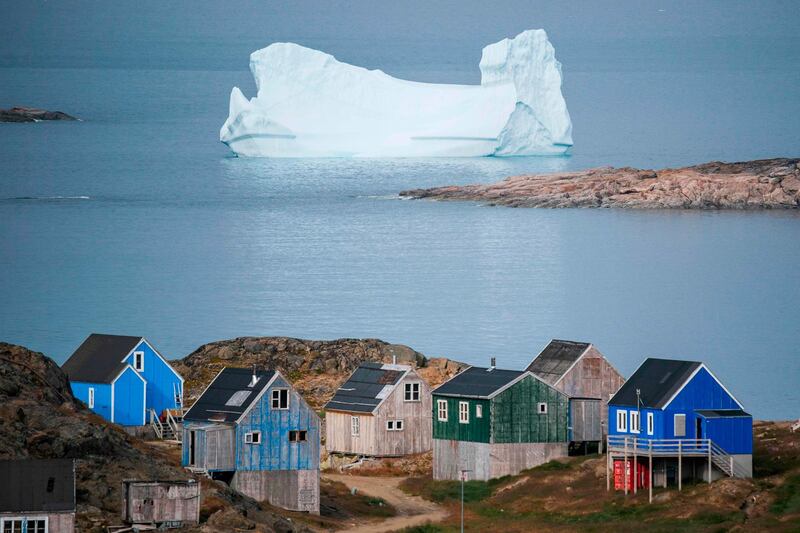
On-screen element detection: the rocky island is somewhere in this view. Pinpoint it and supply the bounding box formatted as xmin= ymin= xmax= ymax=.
xmin=400 ymin=158 xmax=800 ymax=209
xmin=0 ymin=106 xmax=77 ymax=122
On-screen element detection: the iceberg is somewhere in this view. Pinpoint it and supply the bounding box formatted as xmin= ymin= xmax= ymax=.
xmin=220 ymin=29 xmax=572 ymax=158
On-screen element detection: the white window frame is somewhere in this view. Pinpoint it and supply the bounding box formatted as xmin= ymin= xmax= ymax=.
xmin=475 ymin=404 xmax=483 ymax=418
xmin=386 ymin=420 xmax=394 ymax=431
xmin=537 ymin=402 xmax=548 ymax=415
xmin=647 ymin=412 xmax=654 ymax=435
xmin=386 ymin=419 xmax=404 ymax=431
xmin=404 ymin=382 xmax=421 ymax=402
xmin=244 ymin=431 xmax=261 ymax=444
xmin=437 ymin=399 xmax=448 ymax=422
xmin=674 ymin=414 xmax=686 ymax=437
xmin=271 ymin=388 xmax=289 ymax=410
xmin=616 ymin=409 xmax=628 ymax=432
xmin=133 ymin=350 xmax=144 ymax=372
xmin=2 ymin=517 xmax=48 ymax=533
xmin=351 ymin=416 xmax=360 ymax=437
xmin=459 ymin=401 xmax=469 ymax=424
xmin=630 ymin=411 xmax=640 ymax=433
xmin=88 ymin=387 xmax=95 ymax=409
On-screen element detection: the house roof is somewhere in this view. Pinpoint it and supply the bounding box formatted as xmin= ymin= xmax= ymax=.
xmin=0 ymin=459 xmax=75 ymax=513
xmin=609 ymin=358 xmax=702 ymax=409
xmin=433 ymin=366 xmax=526 ymax=399
xmin=183 ymin=368 xmax=276 ymax=423
xmin=695 ymin=409 xmax=752 ymax=418
xmin=526 ymin=339 xmax=591 ymax=385
xmin=325 ymin=362 xmax=410 ymax=414
xmin=62 ymin=333 xmax=142 ymax=383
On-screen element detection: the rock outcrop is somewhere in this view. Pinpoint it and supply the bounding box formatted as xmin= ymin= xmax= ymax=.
xmin=400 ymin=158 xmax=800 ymax=209
xmin=0 ymin=107 xmax=77 ymax=122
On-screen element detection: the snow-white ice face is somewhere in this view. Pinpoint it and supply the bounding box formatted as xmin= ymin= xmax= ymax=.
xmin=220 ymin=29 xmax=573 ymax=158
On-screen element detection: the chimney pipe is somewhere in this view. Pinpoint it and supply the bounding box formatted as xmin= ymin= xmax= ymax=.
xmin=392 ymin=354 xmax=397 ymax=365
xmin=249 ymin=364 xmax=258 ymax=387
xmin=490 ymin=357 xmax=496 ymax=370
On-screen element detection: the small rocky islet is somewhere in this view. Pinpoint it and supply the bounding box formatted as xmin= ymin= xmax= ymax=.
xmin=401 ymin=158 xmax=800 ymax=209
xmin=0 ymin=106 xmax=77 ymax=123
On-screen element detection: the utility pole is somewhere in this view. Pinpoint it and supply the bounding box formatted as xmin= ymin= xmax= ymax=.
xmin=460 ymin=469 xmax=472 ymax=533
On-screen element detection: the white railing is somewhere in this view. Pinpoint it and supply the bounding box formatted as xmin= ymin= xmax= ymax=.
xmin=607 ymin=435 xmax=739 ymax=478
xmin=166 ymin=409 xmax=183 ymax=442
xmin=149 ymin=409 xmax=163 ymax=440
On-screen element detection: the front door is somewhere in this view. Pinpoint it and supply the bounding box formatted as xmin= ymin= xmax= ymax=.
xmin=189 ymin=430 xmax=196 ymax=466
xmin=695 ymin=417 xmax=703 ymax=440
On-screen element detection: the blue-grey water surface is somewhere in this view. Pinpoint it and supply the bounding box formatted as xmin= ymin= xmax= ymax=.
xmin=1 ymin=1 xmax=799 ymax=418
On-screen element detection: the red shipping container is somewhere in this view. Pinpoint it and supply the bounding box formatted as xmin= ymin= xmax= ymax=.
xmin=613 ymin=459 xmax=650 ymax=491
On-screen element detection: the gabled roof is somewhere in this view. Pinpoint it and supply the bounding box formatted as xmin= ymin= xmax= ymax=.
xmin=325 ymin=362 xmax=411 ymax=414
xmin=184 ymin=368 xmax=276 ymax=423
xmin=526 ymin=339 xmax=591 ymax=385
xmin=62 ymin=333 xmax=142 ymax=383
xmin=433 ymin=366 xmax=526 ymax=399
xmin=0 ymin=459 xmax=75 ymax=513
xmin=695 ymin=409 xmax=751 ymax=418
xmin=609 ymin=358 xmax=701 ymax=409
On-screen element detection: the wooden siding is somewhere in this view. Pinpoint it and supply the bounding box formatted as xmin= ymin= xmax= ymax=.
xmin=0 ymin=513 xmax=74 ymax=533
xmin=431 ymin=396 xmax=490 ymax=443
xmin=569 ymin=398 xmax=602 ymax=441
xmin=433 ymin=439 xmax=567 ymax=481
xmin=326 ymin=371 xmax=432 ymax=456
xmin=232 ymin=469 xmax=319 ymax=514
xmin=492 ymin=374 xmax=568 ymax=444
xmin=123 ymin=339 xmax=183 ymax=417
xmin=122 ymin=481 xmax=200 ymax=525
xmin=113 ymin=366 xmax=146 ymax=426
xmin=236 ymin=374 xmax=320 ymax=471
xmin=182 ymin=422 xmax=235 ymax=471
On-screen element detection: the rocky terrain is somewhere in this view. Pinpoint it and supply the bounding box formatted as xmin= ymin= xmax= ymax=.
xmin=400 ymin=158 xmax=800 ymax=209
xmin=0 ymin=106 xmax=77 ymax=122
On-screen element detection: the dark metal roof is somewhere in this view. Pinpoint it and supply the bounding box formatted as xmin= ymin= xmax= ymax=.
xmin=696 ymin=409 xmax=751 ymax=418
xmin=61 ymin=333 xmax=141 ymax=383
xmin=526 ymin=339 xmax=590 ymax=385
xmin=433 ymin=367 xmax=525 ymax=399
xmin=325 ymin=362 xmax=409 ymax=413
xmin=0 ymin=459 xmax=75 ymax=513
xmin=609 ymin=358 xmax=701 ymax=409
xmin=184 ymin=368 xmax=276 ymax=423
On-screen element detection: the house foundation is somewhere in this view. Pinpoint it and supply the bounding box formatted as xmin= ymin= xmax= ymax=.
xmin=232 ymin=469 xmax=320 ymax=514
xmin=433 ymin=439 xmax=567 ymax=481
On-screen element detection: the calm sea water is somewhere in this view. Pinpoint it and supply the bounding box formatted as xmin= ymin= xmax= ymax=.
xmin=1 ymin=1 xmax=798 ymax=418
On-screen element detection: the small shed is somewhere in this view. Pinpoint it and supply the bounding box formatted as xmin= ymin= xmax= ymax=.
xmin=0 ymin=459 xmax=75 ymax=533
xmin=527 ymin=340 xmax=625 ymax=444
xmin=122 ymin=480 xmax=200 ymax=527
xmin=432 ymin=366 xmax=569 ymax=481
xmin=325 ymin=362 xmax=432 ymax=457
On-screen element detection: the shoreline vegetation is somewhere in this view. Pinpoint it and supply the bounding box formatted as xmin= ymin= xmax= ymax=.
xmin=400 ymin=158 xmax=800 ymax=209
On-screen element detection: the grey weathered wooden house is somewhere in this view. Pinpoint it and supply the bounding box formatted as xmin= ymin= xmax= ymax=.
xmin=0 ymin=459 xmax=76 ymax=533
xmin=121 ymin=480 xmax=200 ymax=527
xmin=182 ymin=367 xmax=321 ymax=513
xmin=325 ymin=362 xmax=432 ymax=457
xmin=526 ymin=340 xmax=625 ymax=446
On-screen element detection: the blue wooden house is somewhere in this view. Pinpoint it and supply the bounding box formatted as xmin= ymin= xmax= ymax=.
xmin=606 ymin=358 xmax=752 ymax=495
xmin=62 ymin=333 xmax=184 ymax=427
xmin=182 ymin=367 xmax=320 ymax=514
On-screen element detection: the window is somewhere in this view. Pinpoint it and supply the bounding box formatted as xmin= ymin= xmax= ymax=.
xmin=616 ymin=410 xmax=628 ymax=432
xmin=226 ymin=390 xmax=252 ymax=407
xmin=88 ymin=387 xmax=95 ymax=409
xmin=289 ymin=430 xmax=307 ymax=442
xmin=245 ymin=431 xmax=261 ymax=444
xmin=459 ymin=401 xmax=469 ymax=424
xmin=537 ymin=402 xmax=548 ymax=415
xmin=386 ymin=420 xmax=404 ymax=431
xmin=133 ymin=351 xmax=144 ymax=372
xmin=351 ymin=416 xmax=360 ymax=436
xmin=404 ymin=382 xmax=421 ymax=402
xmin=3 ymin=518 xmax=48 ymax=533
xmin=437 ymin=399 xmax=448 ymax=422
xmin=475 ymin=405 xmax=483 ymax=418
xmin=674 ymin=414 xmax=686 ymax=437
xmin=28 ymin=520 xmax=46 ymax=533
xmin=630 ymin=411 xmax=640 ymax=433
xmin=2 ymin=519 xmax=23 ymax=533
xmin=271 ymin=389 xmax=289 ymax=410
xmin=647 ymin=412 xmax=654 ymax=435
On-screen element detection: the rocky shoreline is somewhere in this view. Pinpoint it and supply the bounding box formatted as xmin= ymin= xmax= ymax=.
xmin=0 ymin=106 xmax=77 ymax=122
xmin=400 ymin=158 xmax=800 ymax=209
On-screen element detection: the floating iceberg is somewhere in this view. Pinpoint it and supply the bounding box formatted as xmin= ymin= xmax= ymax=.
xmin=220 ymin=29 xmax=572 ymax=158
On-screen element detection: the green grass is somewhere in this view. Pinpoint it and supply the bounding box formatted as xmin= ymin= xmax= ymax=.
xmin=418 ymin=477 xmax=511 ymax=503
xmin=401 ymin=526 xmax=445 ymax=533
xmin=534 ymin=459 xmax=572 ymax=471
xmin=772 ymin=474 xmax=800 ymax=515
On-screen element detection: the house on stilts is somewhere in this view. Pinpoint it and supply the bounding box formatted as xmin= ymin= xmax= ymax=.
xmin=606 ymin=357 xmax=752 ymax=501
xmin=432 ymin=361 xmax=569 ymax=481
xmin=526 ymin=339 xmax=625 ymax=452
xmin=182 ymin=367 xmax=321 ymax=513
xmin=324 ymin=362 xmax=432 ymax=457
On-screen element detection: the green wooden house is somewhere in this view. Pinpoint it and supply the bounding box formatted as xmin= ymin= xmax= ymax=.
xmin=432 ymin=365 xmax=569 ymax=480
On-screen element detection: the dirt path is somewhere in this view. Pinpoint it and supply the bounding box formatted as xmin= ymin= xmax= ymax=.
xmin=324 ymin=474 xmax=448 ymax=533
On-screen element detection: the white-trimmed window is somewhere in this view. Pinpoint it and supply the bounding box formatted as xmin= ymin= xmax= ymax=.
xmin=459 ymin=401 xmax=469 ymax=424
xmin=88 ymin=387 xmax=95 ymax=409
xmin=616 ymin=409 xmax=628 ymax=432
xmin=437 ymin=399 xmax=448 ymax=422
xmin=2 ymin=518 xmax=47 ymax=533
xmin=245 ymin=431 xmax=261 ymax=444
xmin=133 ymin=351 xmax=144 ymax=372
xmin=537 ymin=402 xmax=548 ymax=415
xmin=647 ymin=412 xmax=654 ymax=435
xmin=271 ymin=389 xmax=289 ymax=410
xmin=404 ymin=382 xmax=421 ymax=402
xmin=630 ymin=411 xmax=640 ymax=433
xmin=386 ymin=419 xmax=404 ymax=431
xmin=475 ymin=404 xmax=483 ymax=418
xmin=351 ymin=416 xmax=360 ymax=436
xmin=674 ymin=414 xmax=686 ymax=437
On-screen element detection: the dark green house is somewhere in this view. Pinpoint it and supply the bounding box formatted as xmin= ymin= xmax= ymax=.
xmin=432 ymin=366 xmax=569 ymax=480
